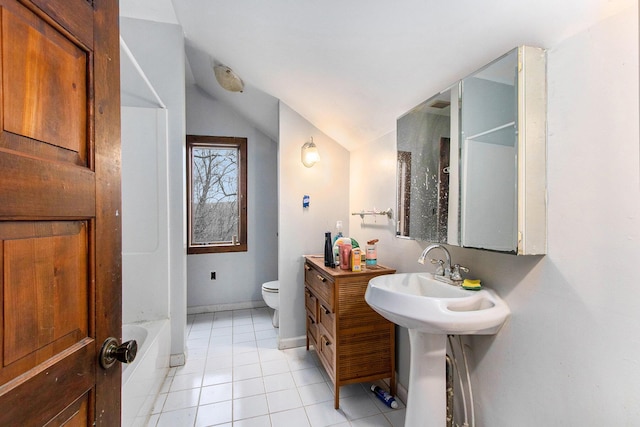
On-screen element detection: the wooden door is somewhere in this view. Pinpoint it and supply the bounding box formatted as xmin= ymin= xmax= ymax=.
xmin=0 ymin=0 xmax=121 ymax=425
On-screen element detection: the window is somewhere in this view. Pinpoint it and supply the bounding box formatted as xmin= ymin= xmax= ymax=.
xmin=187 ymin=135 xmax=247 ymax=254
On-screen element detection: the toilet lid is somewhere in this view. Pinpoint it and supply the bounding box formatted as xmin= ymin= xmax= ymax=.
xmin=262 ymin=280 xmax=279 ymax=291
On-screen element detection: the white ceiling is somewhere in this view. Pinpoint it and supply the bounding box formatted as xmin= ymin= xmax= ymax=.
xmin=120 ymin=0 xmax=633 ymax=150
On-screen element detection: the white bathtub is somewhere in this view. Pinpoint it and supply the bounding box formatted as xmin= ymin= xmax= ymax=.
xmin=122 ymin=319 xmax=171 ymax=427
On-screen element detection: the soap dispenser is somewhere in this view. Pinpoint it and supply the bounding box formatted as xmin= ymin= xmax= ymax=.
xmin=366 ymin=239 xmax=378 ymax=266
xmin=332 ymin=221 xmax=343 ymax=264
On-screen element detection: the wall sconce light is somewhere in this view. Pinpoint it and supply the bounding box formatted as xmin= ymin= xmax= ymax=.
xmin=301 ymin=137 xmax=320 ymax=168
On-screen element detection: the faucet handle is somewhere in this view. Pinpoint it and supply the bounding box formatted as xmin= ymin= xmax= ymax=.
xmin=430 ymin=258 xmax=445 ymax=276
xmin=451 ymin=264 xmax=469 ymax=281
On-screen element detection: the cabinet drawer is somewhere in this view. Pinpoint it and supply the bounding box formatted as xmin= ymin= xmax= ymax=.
xmin=304 ymin=287 xmax=318 ymax=319
xmin=337 ymin=327 xmax=393 ymax=381
xmin=306 ymin=309 xmax=319 ymax=345
xmin=305 ymin=263 xmax=334 ymax=310
xmin=320 ymin=334 xmax=335 ymax=373
xmin=318 ymin=302 xmax=335 ymax=336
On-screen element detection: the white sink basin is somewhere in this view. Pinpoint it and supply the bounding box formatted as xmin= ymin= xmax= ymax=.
xmin=365 ymin=272 xmax=511 ymax=427
xmin=365 ymin=272 xmax=510 ymax=335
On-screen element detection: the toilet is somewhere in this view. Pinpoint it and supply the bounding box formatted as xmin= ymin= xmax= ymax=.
xmin=261 ymin=280 xmax=280 ymax=328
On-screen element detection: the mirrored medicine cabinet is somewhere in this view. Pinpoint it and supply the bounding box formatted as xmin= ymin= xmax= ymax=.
xmin=396 ymin=46 xmax=546 ymax=255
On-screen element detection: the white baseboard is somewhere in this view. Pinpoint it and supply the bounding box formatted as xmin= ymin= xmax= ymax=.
xmin=395 ymin=379 xmax=408 ymax=405
xmin=278 ymin=335 xmax=306 ymax=350
xmin=187 ymin=300 xmax=267 ymax=315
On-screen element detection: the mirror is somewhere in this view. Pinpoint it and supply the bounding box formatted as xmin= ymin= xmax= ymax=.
xmin=397 ymin=46 xmax=546 ymax=254
xmin=460 ymin=48 xmax=518 ymax=252
xmin=396 ymin=87 xmax=459 ymax=244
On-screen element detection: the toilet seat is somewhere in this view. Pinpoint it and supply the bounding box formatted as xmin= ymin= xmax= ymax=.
xmin=261 ymin=280 xmax=279 ymax=328
xmin=262 ymin=280 xmax=279 ymax=292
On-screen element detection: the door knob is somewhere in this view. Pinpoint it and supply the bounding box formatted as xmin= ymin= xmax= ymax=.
xmin=99 ymin=337 xmax=138 ymax=369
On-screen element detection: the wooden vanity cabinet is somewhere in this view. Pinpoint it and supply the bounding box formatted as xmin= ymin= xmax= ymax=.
xmin=303 ymin=256 xmax=396 ymax=409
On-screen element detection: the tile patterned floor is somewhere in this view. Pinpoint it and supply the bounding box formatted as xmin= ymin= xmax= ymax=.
xmin=146 ymin=308 xmax=406 ymax=427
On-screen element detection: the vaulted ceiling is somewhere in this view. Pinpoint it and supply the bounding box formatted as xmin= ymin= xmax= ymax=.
xmin=120 ymin=0 xmax=632 ymax=150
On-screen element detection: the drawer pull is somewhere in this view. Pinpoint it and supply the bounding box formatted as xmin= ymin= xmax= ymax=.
xmin=305 ymin=265 xmax=311 ymax=271
xmin=308 ymin=316 xmax=315 ymax=324
xmin=316 ymin=274 xmax=326 ymax=282
xmin=321 ymin=304 xmax=331 ymax=315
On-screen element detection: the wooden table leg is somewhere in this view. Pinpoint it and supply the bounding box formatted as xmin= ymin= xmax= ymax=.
xmin=391 ymin=370 xmax=397 ymax=396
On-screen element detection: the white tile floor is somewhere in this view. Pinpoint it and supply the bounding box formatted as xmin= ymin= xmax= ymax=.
xmin=146 ymin=308 xmax=406 ymax=427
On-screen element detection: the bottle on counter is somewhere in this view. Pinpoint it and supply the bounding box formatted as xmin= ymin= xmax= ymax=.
xmin=351 ymin=247 xmax=362 ymax=272
xmin=333 ymin=221 xmax=344 ymax=243
xmin=339 ymin=242 xmax=351 ymax=270
xmin=366 ymin=239 xmax=379 ymax=266
xmin=324 ymin=232 xmax=335 ymax=268
xmin=333 ymin=221 xmax=343 ymax=265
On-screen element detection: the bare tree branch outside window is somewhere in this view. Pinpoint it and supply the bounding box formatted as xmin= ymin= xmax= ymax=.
xmin=187 ymin=136 xmax=247 ymax=254
xmin=192 ymin=146 xmax=238 ymax=243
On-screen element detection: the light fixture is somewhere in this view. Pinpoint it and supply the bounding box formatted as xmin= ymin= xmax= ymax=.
xmin=301 ymin=137 xmax=320 ymax=168
xmin=213 ymin=64 xmax=244 ymax=92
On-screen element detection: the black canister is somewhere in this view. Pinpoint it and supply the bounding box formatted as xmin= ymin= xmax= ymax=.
xmin=324 ymin=232 xmax=335 ymax=268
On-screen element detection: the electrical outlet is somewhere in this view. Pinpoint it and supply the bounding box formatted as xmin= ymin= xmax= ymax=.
xmin=210 ymin=271 xmax=216 ymax=280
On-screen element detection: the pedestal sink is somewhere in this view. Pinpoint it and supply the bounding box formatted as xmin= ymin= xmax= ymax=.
xmin=365 ymin=273 xmax=510 ymax=427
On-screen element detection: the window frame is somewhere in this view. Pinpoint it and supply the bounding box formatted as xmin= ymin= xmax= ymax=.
xmin=186 ymin=135 xmax=248 ymax=254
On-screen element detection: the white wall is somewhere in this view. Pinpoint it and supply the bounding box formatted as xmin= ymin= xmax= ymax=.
xmin=120 ymin=18 xmax=187 ymax=363
xmin=121 ymin=107 xmax=169 ymax=324
xmin=350 ymin=7 xmax=639 ymax=425
xmin=185 ymin=86 xmax=278 ymax=311
xmin=277 ymin=103 xmax=350 ymax=347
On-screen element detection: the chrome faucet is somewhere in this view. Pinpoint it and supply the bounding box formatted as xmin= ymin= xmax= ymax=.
xmin=418 ymin=244 xmax=468 ymax=285
xmin=418 ymin=244 xmax=452 ymax=275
